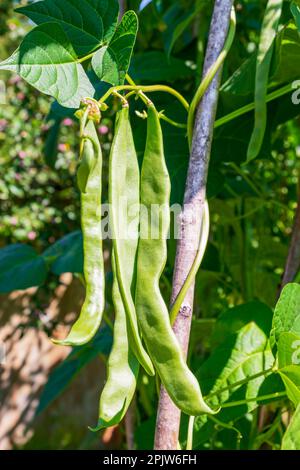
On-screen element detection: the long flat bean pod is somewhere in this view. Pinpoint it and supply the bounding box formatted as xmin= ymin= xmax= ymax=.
xmin=109 ymin=106 xmax=154 ymax=376
xmin=135 ymin=104 xmax=215 ymax=415
xmin=94 ymin=251 xmax=139 ymax=430
xmin=247 ymin=0 xmax=283 ymax=161
xmin=54 ymin=120 xmax=105 ymax=346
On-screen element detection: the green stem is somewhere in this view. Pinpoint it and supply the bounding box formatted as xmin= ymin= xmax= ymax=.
xmin=169 ymin=201 xmax=210 ymax=325
xmin=125 ymin=73 xmax=136 ymax=86
xmin=208 ymin=415 xmax=242 ymax=438
xmin=77 ymin=50 xmax=97 ymax=64
xmin=187 ymin=7 xmax=236 ymax=147
xmin=205 ymin=367 xmax=275 ymax=400
xmin=159 ymin=113 xmax=187 ymax=129
xmin=230 ymin=162 xmax=263 ymax=198
xmin=220 ymin=391 xmax=286 ymax=409
xmin=112 ymin=90 xmax=128 ymax=107
xmin=99 ymin=84 xmax=189 ymax=112
xmin=186 ymin=416 xmax=195 ymax=450
xmin=215 ymin=83 xmax=293 ymax=129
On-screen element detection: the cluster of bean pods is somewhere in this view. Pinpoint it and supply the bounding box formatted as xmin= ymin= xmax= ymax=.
xmin=53 ymin=7 xmax=237 ymax=431
xmin=53 ymin=99 xmax=214 ymax=430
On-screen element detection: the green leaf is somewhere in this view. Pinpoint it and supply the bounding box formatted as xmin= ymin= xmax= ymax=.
xmin=270 ymin=22 xmax=300 ymax=86
xmin=270 ymin=283 xmax=300 ymax=351
xmin=279 ymin=365 xmax=300 ymax=407
xmin=129 ymin=51 xmax=196 ymax=82
xmin=277 ymin=332 xmax=300 ymax=406
xmin=92 ymin=11 xmax=138 ymax=86
xmin=278 ymin=332 xmax=300 ymax=369
xmin=36 ymin=327 xmax=112 ymax=415
xmin=43 ymin=231 xmax=83 ymax=275
xmin=0 ymin=244 xmax=48 ymax=293
xmin=163 ymin=0 xmax=210 ymax=56
xmin=291 ymin=3 xmax=300 ymax=31
xmin=282 ymin=403 xmax=300 ymax=449
xmin=221 ymin=21 xmax=300 ymax=107
xmin=197 ymin=323 xmax=275 ymax=412
xmin=0 ymin=23 xmax=94 ymax=108
xmin=16 ymin=0 xmax=119 ymax=56
xmin=212 ymin=301 xmax=273 ymax=347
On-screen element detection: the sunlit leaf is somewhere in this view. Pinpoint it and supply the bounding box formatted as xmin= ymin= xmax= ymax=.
xmin=92 ymin=11 xmax=138 ymax=86
xmin=16 ymin=0 xmax=119 ymax=56
xmin=0 ymin=23 xmax=94 ymax=108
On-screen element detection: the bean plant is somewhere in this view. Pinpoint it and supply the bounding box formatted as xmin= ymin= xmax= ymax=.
xmin=1 ymin=0 xmax=300 ymax=451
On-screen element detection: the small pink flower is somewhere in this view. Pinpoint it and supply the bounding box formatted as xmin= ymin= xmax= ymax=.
xmin=63 ymin=118 xmax=73 ymax=127
xmin=11 ymin=217 xmax=18 ymax=226
xmin=58 ymin=143 xmax=67 ymax=152
xmin=0 ymin=119 xmax=7 ymax=131
xmin=15 ymin=173 xmax=21 ymax=181
xmin=20 ymin=131 xmax=28 ymax=138
xmin=27 ymin=231 xmax=37 ymax=241
xmin=41 ymin=124 xmax=50 ymax=132
xmin=98 ymin=125 xmax=109 ymax=135
xmin=9 ymin=76 xmax=22 ymax=85
xmin=18 ymin=151 xmax=27 ymax=159
xmin=17 ymin=92 xmax=25 ymax=101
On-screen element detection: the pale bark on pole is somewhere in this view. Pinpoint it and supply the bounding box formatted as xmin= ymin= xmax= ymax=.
xmin=281 ymin=177 xmax=300 ymax=289
xmin=154 ymin=0 xmax=234 ymax=451
xmin=119 ymin=0 xmax=126 ymax=18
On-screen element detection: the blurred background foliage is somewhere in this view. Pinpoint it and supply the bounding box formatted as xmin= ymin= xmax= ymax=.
xmin=0 ymin=0 xmax=299 ymax=450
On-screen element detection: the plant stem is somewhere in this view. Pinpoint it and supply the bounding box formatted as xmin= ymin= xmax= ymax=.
xmin=99 ymin=84 xmax=189 ymax=112
xmin=205 ymin=367 xmax=275 ymax=400
xmin=186 ymin=416 xmax=195 ymax=450
xmin=215 ymin=83 xmax=293 ymax=128
xmin=169 ymin=201 xmax=210 ymax=325
xmin=154 ymin=0 xmax=234 ymax=451
xmin=159 ymin=114 xmax=187 ymax=129
xmin=220 ymin=392 xmax=286 ymax=409
xmin=280 ymin=173 xmax=300 ymax=290
xmin=229 ymin=162 xmax=264 ymax=198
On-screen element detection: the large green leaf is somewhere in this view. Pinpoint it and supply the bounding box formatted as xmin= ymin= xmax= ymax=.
xmin=282 ymin=403 xmax=300 ymax=449
xmin=197 ymin=323 xmax=275 ymax=412
xmin=43 ymin=231 xmax=83 ymax=275
xmin=270 ymin=283 xmax=300 ymax=350
xmin=16 ymin=0 xmax=119 ymax=56
xmin=212 ymin=301 xmax=273 ymax=347
xmin=36 ymin=327 xmax=112 ymax=415
xmin=92 ymin=11 xmax=138 ymax=86
xmin=0 ymin=23 xmax=94 ymax=108
xmin=129 ymin=51 xmax=196 ymax=82
xmin=0 ymin=244 xmax=48 ymax=293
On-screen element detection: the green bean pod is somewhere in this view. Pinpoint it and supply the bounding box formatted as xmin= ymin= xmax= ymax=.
xmin=94 ymin=252 xmax=139 ymax=430
xmin=247 ymin=0 xmax=283 ymax=161
xmin=54 ymin=120 xmax=105 ymax=346
xmin=135 ymin=104 xmax=215 ymax=415
xmin=109 ymin=106 xmax=154 ymax=376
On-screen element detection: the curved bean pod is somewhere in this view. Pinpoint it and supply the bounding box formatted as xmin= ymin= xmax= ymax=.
xmin=135 ymin=104 xmax=215 ymax=415
xmin=94 ymin=251 xmax=139 ymax=430
xmin=54 ymin=120 xmax=105 ymax=346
